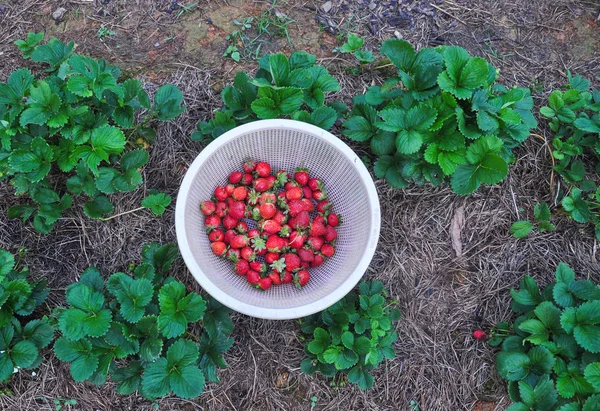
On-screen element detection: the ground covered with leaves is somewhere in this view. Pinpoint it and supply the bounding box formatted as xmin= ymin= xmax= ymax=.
xmin=0 ymin=0 xmax=599 ymax=410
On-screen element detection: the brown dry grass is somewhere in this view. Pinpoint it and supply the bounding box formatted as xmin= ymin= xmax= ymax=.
xmin=0 ymin=0 xmax=600 ymax=410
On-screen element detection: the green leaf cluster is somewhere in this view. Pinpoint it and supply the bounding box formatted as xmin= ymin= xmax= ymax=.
xmin=191 ymin=52 xmax=345 ymax=142
xmin=343 ymin=40 xmax=536 ymax=195
xmin=0 ymin=248 xmax=52 ymax=382
xmin=496 ymin=263 xmax=600 ymax=410
xmin=0 ymin=33 xmax=185 ymax=233
xmin=53 ymin=243 xmax=234 ymax=400
xmin=299 ymin=281 xmax=401 ymax=390
xmin=540 ymin=72 xmax=600 ymax=240
xmin=510 ymin=202 xmax=556 ymax=239
xmin=337 ymin=33 xmax=376 ymax=64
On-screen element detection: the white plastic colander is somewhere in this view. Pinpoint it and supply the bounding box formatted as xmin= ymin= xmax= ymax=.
xmin=175 ymin=119 xmax=380 ymax=320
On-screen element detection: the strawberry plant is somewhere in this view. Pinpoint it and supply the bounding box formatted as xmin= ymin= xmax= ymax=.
xmin=299 ymin=281 xmax=400 ymax=389
xmin=0 ymin=248 xmax=53 ymax=382
xmin=342 ymin=40 xmax=537 ymax=195
xmin=510 ymin=202 xmax=556 ymax=238
xmin=191 ymin=52 xmax=346 ymax=142
xmin=540 ymin=72 xmax=600 ymax=239
xmin=0 ymin=33 xmax=185 ymax=233
xmin=52 ymin=243 xmax=234 ymax=400
xmin=494 ymin=263 xmax=600 ymax=410
xmin=337 ymin=33 xmax=375 ymax=64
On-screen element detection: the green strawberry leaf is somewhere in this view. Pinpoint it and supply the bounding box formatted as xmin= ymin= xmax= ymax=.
xmin=153 ymin=84 xmax=185 ymax=121
xmin=510 ymin=221 xmax=534 ymax=238
xmin=142 ymin=193 xmax=172 ymax=216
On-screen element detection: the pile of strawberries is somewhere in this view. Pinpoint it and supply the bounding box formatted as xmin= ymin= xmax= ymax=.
xmin=201 ymin=160 xmax=341 ymax=290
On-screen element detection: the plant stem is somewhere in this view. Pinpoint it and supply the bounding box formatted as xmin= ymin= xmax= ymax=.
xmin=100 ymin=206 xmax=145 ymax=221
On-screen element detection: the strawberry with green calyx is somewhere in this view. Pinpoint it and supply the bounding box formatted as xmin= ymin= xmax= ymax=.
xmin=325 ymin=225 xmax=337 ymax=242
xmin=235 ymin=221 xmax=248 ymax=234
xmin=232 ymin=186 xmax=248 ymax=201
xmin=309 ymin=220 xmax=327 ymax=237
xmin=270 ymin=258 xmax=287 ymax=274
xmin=279 ymin=224 xmax=291 ymax=238
xmin=288 ymin=231 xmax=307 ymax=249
xmin=248 ymin=229 xmax=260 ymax=239
xmin=273 ymin=210 xmax=287 ymax=225
xmin=308 ymin=236 xmax=324 ymax=251
xmin=227 ymin=248 xmax=241 ymax=261
xmin=214 ymin=186 xmax=228 ymax=201
xmin=208 ymin=228 xmax=224 ymax=242
xmin=321 ymin=244 xmax=334 ymax=257
xmin=294 ymin=168 xmax=309 ymax=186
xmin=294 ymin=211 xmax=310 ymax=230
xmin=240 ymin=246 xmax=255 ymax=262
xmin=225 ymin=184 xmax=236 ymax=197
xmin=269 ymin=272 xmax=282 ymax=285
xmin=204 ymin=215 xmax=221 ymax=232
xmin=200 ymin=200 xmax=216 ymax=216
xmin=229 ymin=171 xmax=243 ymax=184
xmin=243 ymin=161 xmax=256 ymax=173
xmin=266 ymin=175 xmax=276 ymax=190
xmin=266 ymin=235 xmax=286 ymax=253
xmin=255 ymin=161 xmax=271 ymax=178
xmin=251 ymin=236 xmax=267 ymax=255
xmin=313 ymin=188 xmax=327 ymax=201
xmin=277 ymin=196 xmax=288 ymax=211
xmin=316 ymin=199 xmax=331 ymax=213
xmin=251 ymin=207 xmax=262 ymax=221
xmin=242 ymin=173 xmax=253 ymax=185
xmin=327 ymin=213 xmax=342 ymax=227
xmin=274 ymin=170 xmax=289 ymax=188
xmin=294 ymin=270 xmax=310 ymax=288
xmin=259 ymin=192 xmax=276 ymax=204
xmin=258 ymin=277 xmax=273 ymax=290
xmin=262 ymin=219 xmax=282 ymax=235
xmin=250 ymin=261 xmax=267 ymax=274
xmin=265 ymin=252 xmax=280 ymax=264
xmin=282 ymin=271 xmax=293 ymax=283
xmin=211 ymin=241 xmax=227 ymax=256
xmin=308 ymin=178 xmax=323 ymax=192
xmin=246 ymin=270 xmax=260 ymax=285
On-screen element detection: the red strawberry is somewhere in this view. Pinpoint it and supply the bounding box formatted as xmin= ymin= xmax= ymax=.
xmin=243 ymin=161 xmax=256 ymax=173
xmin=301 ymin=261 xmax=310 ymax=269
xmin=250 ymin=261 xmax=267 ymax=273
xmin=297 ymin=248 xmax=314 ymax=263
xmin=255 ymin=161 xmax=272 ymax=178
xmin=302 ymin=187 xmax=313 ymax=201
xmin=309 ymin=221 xmax=327 ymax=237
xmin=242 ymin=173 xmax=254 ymax=185
xmin=215 ymin=201 xmax=228 ymax=218
xmin=311 ymin=254 xmax=324 ymax=267
xmin=204 ymin=215 xmax=221 ymax=231
xmin=250 ymin=207 xmax=262 ymax=221
xmin=284 ymin=181 xmax=297 ymax=191
xmin=235 ymin=260 xmax=249 ymax=275
xmin=286 ymin=186 xmax=303 ymax=200
xmin=200 ymin=200 xmax=216 ymax=216
xmin=214 ymin=186 xmax=228 ymax=201
xmin=313 ymin=214 xmax=326 ymax=225
xmin=225 ymin=184 xmax=236 ymax=197
xmin=266 ymin=175 xmax=276 ymax=189
xmin=294 ymin=169 xmax=309 ymax=186
xmin=262 ymin=220 xmax=282 ymax=235
xmin=265 ymin=252 xmax=280 ymax=264
xmin=284 ymin=253 xmax=301 ymax=272
xmin=248 ymin=229 xmax=260 ymax=239
xmin=235 ymin=221 xmax=248 ymax=233
xmin=241 ymin=246 xmax=255 ymax=262
xmin=230 ymin=234 xmax=248 ymax=249
xmin=313 ymin=190 xmax=327 ymax=201
xmin=260 ymin=202 xmax=277 ymax=219
xmin=321 ymin=244 xmax=334 ymax=257
xmin=223 ymin=214 xmax=238 ymax=230
xmin=282 ymin=271 xmax=293 ymax=283
xmin=259 ymin=192 xmax=277 ymax=205
xmin=208 ymin=228 xmax=224 ymax=242
xmin=308 ymin=236 xmax=324 ymax=251
xmin=233 ymin=186 xmax=248 ymax=201
xmin=251 ymin=236 xmax=267 ymax=255
xmin=289 ymin=231 xmax=306 ymax=249
xmin=325 ymin=225 xmax=337 ymax=242
xmin=294 ymin=211 xmax=310 ymax=229
xmin=266 ymin=235 xmax=285 ymax=252
xmin=294 ymin=270 xmax=310 ymax=288
xmin=287 ymin=200 xmax=304 ymax=217
xmin=254 ymin=178 xmax=270 ymax=192
xmin=229 ymin=171 xmax=243 ymax=184
xmin=273 ymin=210 xmax=286 ymax=225
xmin=226 ymin=197 xmax=235 ymax=208
xmin=228 ymin=201 xmax=246 ymax=220
xmin=269 ymin=272 xmax=282 ymax=285
xmin=211 ymin=241 xmax=227 ymax=256
xmin=258 ymin=277 xmax=272 ymax=290
xmin=223 ymin=229 xmax=237 ymax=245
xmin=308 ymin=178 xmax=321 ymax=192
xmin=246 ymin=270 xmax=260 ymax=285
xmin=316 ymin=200 xmax=331 ymax=213
xmin=288 ymin=217 xmax=297 ymax=229
xmin=327 ymin=213 xmax=341 ymax=227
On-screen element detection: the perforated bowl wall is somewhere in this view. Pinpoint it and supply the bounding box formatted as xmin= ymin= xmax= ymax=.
xmin=176 ymin=120 xmax=380 ymax=319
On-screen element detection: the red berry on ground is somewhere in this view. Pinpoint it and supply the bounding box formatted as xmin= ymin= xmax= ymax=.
xmin=200 ymin=200 xmax=216 ymax=216
xmin=473 ymin=330 xmax=488 ymax=340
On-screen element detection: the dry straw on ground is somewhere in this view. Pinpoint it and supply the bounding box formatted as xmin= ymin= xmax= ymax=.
xmin=0 ymin=0 xmax=599 ymax=410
